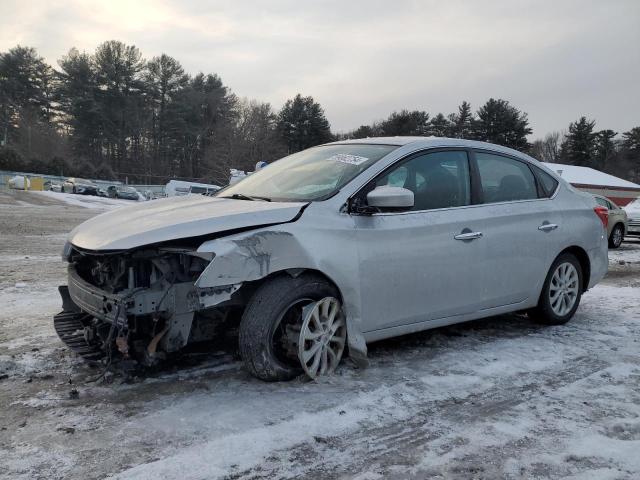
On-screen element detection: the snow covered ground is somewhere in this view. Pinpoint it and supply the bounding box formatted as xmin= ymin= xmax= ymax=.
xmin=1 ymin=190 xmax=639 ymax=480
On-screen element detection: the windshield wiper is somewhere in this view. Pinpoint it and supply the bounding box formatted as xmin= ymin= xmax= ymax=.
xmin=226 ymin=193 xmax=271 ymax=202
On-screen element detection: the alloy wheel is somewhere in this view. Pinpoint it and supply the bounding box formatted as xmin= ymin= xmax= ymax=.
xmin=549 ymin=262 xmax=579 ymax=316
xmin=298 ymin=297 xmax=346 ymax=379
xmin=612 ymin=226 xmax=623 ymax=247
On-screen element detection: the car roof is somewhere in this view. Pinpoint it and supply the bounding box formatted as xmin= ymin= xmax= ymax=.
xmin=327 ymin=136 xmax=539 ymax=163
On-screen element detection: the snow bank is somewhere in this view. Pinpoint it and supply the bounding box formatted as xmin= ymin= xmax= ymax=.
xmin=32 ymin=190 xmax=137 ymax=210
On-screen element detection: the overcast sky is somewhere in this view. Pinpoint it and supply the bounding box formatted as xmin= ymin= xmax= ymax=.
xmin=2 ymin=0 xmax=639 ymax=137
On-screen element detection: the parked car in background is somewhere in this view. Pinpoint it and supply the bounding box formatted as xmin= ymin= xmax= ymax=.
xmin=624 ymin=198 xmax=640 ymax=238
xmin=44 ymin=180 xmax=62 ymax=192
xmin=106 ymin=185 xmax=140 ymax=200
xmin=142 ymin=189 xmax=166 ymax=200
xmin=165 ymin=179 xmax=221 ymax=197
xmin=55 ymin=138 xmax=608 ymax=381
xmin=593 ymin=194 xmax=628 ymax=248
xmin=63 ymin=178 xmax=98 ymax=195
xmin=188 ymin=185 xmax=220 ymax=195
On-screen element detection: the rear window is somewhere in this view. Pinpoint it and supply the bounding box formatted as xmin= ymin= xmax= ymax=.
xmin=475 ymin=152 xmax=538 ymax=203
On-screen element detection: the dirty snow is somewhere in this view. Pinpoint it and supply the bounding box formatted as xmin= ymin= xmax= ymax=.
xmin=1 ymin=190 xmax=640 ymax=480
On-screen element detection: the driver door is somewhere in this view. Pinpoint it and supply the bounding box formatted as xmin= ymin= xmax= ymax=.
xmin=353 ymin=149 xmax=489 ymax=333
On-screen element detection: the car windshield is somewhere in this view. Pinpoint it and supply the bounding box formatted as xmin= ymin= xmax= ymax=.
xmin=218 ymin=144 xmax=398 ymax=202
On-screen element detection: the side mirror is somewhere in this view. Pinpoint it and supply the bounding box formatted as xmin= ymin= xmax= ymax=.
xmin=366 ymin=186 xmax=414 ymax=210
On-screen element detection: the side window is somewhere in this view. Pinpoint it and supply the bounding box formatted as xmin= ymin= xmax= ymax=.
xmin=475 ymin=152 xmax=538 ymax=203
xmin=595 ymin=197 xmax=610 ymax=209
xmin=532 ymin=166 xmax=559 ymax=197
xmin=373 ymin=150 xmax=471 ymax=211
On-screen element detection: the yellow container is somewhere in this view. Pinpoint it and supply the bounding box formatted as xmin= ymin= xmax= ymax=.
xmin=28 ymin=177 xmax=45 ymax=191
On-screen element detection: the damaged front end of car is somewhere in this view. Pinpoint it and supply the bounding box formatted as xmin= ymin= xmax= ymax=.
xmin=55 ymin=244 xmax=243 ymax=366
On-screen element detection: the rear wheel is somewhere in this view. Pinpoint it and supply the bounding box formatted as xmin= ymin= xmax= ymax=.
xmin=609 ymin=224 xmax=624 ymax=249
xmin=530 ymin=253 xmax=583 ymax=325
xmin=238 ymin=274 xmax=343 ymax=381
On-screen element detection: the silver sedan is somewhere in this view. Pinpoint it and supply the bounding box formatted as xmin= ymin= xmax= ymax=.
xmin=56 ymin=137 xmax=608 ymax=381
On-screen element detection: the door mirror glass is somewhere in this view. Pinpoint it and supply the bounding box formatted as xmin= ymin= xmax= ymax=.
xmin=367 ymin=186 xmax=414 ymax=209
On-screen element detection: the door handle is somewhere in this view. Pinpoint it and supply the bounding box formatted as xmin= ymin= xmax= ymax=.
xmin=538 ymin=223 xmax=558 ymax=232
xmin=454 ymin=231 xmax=483 ymax=241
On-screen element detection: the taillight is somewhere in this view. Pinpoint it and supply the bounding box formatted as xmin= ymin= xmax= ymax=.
xmin=594 ymin=206 xmax=608 ymax=229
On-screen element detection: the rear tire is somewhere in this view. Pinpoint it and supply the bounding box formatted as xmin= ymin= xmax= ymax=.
xmin=530 ymin=253 xmax=583 ymax=325
xmin=239 ymin=273 xmax=340 ymax=381
xmin=608 ymin=224 xmax=624 ymax=249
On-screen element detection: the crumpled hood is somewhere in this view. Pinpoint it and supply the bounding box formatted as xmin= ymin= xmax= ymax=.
xmin=68 ymin=195 xmax=307 ymax=251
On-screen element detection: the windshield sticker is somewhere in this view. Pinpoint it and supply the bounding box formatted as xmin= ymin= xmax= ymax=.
xmin=328 ymin=154 xmax=369 ymax=166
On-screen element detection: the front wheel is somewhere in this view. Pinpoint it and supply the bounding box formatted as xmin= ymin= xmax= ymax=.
xmin=530 ymin=253 xmax=583 ymax=325
xmin=238 ymin=274 xmax=344 ymax=381
xmin=609 ymin=224 xmax=624 ymax=249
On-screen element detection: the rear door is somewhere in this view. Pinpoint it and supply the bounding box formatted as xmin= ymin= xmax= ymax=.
xmin=605 ymin=198 xmax=627 ymax=233
xmin=469 ymin=150 xmax=561 ymax=308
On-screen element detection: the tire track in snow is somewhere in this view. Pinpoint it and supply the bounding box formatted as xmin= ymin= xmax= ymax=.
xmin=225 ymin=355 xmax=609 ymax=479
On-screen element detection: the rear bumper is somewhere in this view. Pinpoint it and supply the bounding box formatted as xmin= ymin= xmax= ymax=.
xmin=587 ymin=240 xmax=608 ymax=289
xmin=627 ymin=221 xmax=640 ymax=236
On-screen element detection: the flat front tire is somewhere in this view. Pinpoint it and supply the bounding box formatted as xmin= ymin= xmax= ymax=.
xmin=530 ymin=253 xmax=583 ymax=325
xmin=239 ymin=274 xmax=341 ymax=381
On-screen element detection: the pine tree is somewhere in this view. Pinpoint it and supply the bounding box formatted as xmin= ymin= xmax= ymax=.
xmin=594 ymin=129 xmax=617 ymax=170
xmin=173 ymin=72 xmax=237 ymax=178
xmin=57 ymin=48 xmax=101 ymax=161
xmin=475 ymin=98 xmax=532 ymax=150
xmin=92 ymin=40 xmax=147 ymax=171
xmin=145 ymin=54 xmax=189 ymax=174
xmin=428 ymin=113 xmax=452 ymax=137
xmin=622 ymin=127 xmax=640 ymax=181
xmin=277 ymin=94 xmax=332 ymax=153
xmin=448 ymin=101 xmax=474 ymax=139
xmin=0 ymin=45 xmax=53 ymax=148
xmin=378 ymin=110 xmax=429 ymax=136
xmin=351 ymin=125 xmax=376 ymax=139
xmin=559 ymin=117 xmax=597 ymax=166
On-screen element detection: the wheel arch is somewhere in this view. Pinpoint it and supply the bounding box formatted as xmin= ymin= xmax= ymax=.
xmin=612 ymin=221 xmax=626 ymax=235
xmin=196 ymin=229 xmax=369 ymax=364
xmin=234 ymin=268 xmax=346 ymax=306
xmin=557 ymin=246 xmax=591 ymax=292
